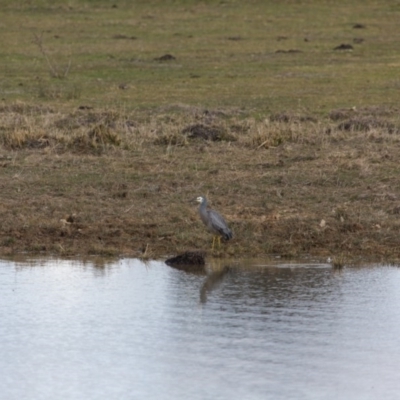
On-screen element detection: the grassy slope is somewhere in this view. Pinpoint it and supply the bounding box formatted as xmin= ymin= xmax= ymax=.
xmin=2 ymin=0 xmax=400 ymax=112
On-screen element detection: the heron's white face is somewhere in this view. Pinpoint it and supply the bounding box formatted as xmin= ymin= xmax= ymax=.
xmin=196 ymin=196 xmax=204 ymax=203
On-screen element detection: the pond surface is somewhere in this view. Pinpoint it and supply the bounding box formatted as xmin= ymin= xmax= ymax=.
xmin=1 ymin=258 xmax=400 ymax=400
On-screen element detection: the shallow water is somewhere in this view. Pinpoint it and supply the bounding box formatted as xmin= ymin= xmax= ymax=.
xmin=1 ymin=258 xmax=400 ymax=400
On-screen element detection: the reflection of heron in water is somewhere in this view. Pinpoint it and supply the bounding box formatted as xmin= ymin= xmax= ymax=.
xmin=200 ymin=266 xmax=231 ymax=303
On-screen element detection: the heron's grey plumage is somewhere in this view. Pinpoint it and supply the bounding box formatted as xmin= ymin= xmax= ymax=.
xmin=197 ymin=196 xmax=233 ymax=241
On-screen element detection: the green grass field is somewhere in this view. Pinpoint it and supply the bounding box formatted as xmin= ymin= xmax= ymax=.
xmin=2 ymin=0 xmax=400 ymax=113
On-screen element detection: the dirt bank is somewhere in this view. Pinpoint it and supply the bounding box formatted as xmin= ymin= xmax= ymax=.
xmin=1 ymin=104 xmax=400 ymax=262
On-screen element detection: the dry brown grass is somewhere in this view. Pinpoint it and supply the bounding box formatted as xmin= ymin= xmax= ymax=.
xmin=2 ymin=102 xmax=400 ymax=261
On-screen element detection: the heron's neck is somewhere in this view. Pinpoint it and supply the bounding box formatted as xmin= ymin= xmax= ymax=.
xmin=199 ymin=199 xmax=208 ymax=211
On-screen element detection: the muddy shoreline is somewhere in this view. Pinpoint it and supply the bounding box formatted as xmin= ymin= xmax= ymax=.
xmin=1 ymin=105 xmax=400 ymax=263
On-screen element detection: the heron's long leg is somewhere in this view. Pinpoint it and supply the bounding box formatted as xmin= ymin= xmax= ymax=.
xmin=211 ymin=236 xmax=223 ymax=250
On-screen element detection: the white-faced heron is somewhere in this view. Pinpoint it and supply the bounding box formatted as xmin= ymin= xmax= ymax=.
xmin=196 ymin=196 xmax=233 ymax=249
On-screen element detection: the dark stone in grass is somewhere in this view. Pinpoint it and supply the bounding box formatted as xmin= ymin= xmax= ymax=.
xmin=182 ymin=124 xmax=236 ymax=142
xmin=334 ymin=44 xmax=353 ymax=50
xmin=154 ymin=54 xmax=176 ymax=61
xmin=112 ymin=34 xmax=137 ymax=40
xmin=353 ymin=23 xmax=366 ymax=29
xmin=275 ymin=49 xmax=302 ymax=54
xmin=227 ymin=36 xmax=244 ymax=41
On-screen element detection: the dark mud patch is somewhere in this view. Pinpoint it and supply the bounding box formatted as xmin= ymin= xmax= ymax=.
xmin=166 ymin=251 xmax=206 ymax=274
xmin=154 ymin=54 xmax=176 ymax=61
xmin=112 ymin=34 xmax=137 ymax=40
xmin=275 ymin=49 xmax=302 ymax=54
xmin=270 ymin=112 xmax=317 ymax=123
xmin=227 ymin=36 xmax=244 ymax=41
xmin=337 ymin=116 xmax=398 ymax=133
xmin=334 ymin=44 xmax=353 ymax=50
xmin=166 ymin=251 xmax=205 ymax=266
xmin=182 ymin=124 xmax=236 ymax=142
